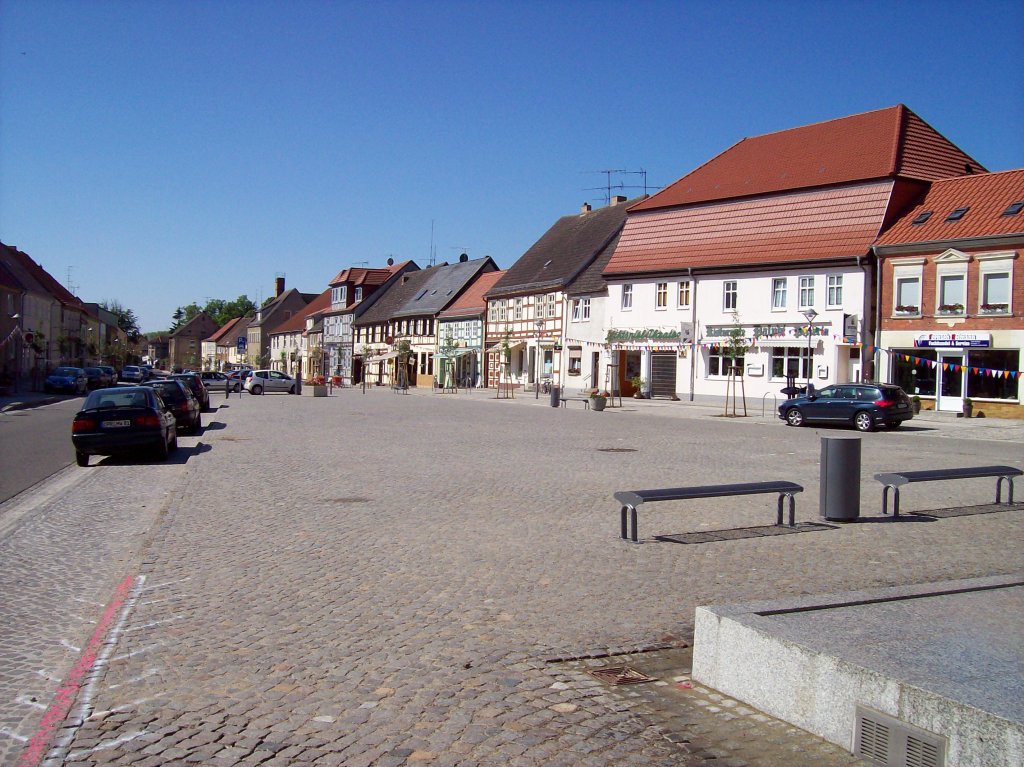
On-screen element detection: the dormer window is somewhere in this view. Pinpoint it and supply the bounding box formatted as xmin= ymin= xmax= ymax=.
xmin=945 ymin=207 xmax=969 ymax=222
xmin=1002 ymin=201 xmax=1024 ymax=217
xmin=354 ymin=287 xmax=362 ymax=301
xmin=911 ymin=211 xmax=933 ymax=225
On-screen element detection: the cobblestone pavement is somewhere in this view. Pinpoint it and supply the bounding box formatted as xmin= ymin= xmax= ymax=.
xmin=2 ymin=388 xmax=1021 ymax=766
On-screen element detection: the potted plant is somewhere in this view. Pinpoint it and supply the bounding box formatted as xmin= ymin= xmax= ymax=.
xmin=962 ymin=398 xmax=973 ymax=418
xmin=630 ymin=375 xmax=647 ymax=399
xmin=937 ymin=303 xmax=965 ymax=315
xmin=590 ymin=390 xmax=609 ymax=412
xmin=911 ymin=395 xmax=921 ymax=415
xmin=303 ymin=374 xmax=329 ymax=397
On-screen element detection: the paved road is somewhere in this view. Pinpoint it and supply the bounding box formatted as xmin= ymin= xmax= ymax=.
xmin=1 ymin=390 xmax=1021 ymax=766
xmin=0 ymin=399 xmax=79 ymax=503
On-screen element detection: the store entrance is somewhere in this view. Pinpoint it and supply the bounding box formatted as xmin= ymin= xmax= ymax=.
xmin=936 ymin=351 xmax=965 ymax=412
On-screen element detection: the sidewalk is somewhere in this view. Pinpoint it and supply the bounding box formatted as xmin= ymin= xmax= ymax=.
xmin=0 ymin=390 xmax=65 ymax=412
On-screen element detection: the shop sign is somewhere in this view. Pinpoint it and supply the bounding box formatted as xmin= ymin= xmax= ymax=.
xmin=606 ymin=325 xmax=692 ymax=344
xmin=915 ymin=332 xmax=991 ymax=348
xmin=704 ymin=323 xmax=829 ymax=340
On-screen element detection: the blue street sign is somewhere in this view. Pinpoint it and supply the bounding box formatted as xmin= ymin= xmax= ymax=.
xmin=237 ymin=336 xmax=247 ymax=352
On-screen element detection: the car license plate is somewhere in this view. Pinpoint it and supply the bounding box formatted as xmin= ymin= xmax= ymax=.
xmin=102 ymin=419 xmax=131 ymax=428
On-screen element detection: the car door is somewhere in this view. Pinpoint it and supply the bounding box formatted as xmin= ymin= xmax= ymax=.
xmin=801 ymin=385 xmax=839 ymax=421
xmin=268 ymin=371 xmax=290 ymax=392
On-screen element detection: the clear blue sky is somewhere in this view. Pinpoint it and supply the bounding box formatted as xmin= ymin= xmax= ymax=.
xmin=2 ymin=0 xmax=1022 ymax=333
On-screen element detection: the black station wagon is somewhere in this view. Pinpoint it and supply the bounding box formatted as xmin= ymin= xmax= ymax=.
xmin=778 ymin=383 xmax=914 ymax=432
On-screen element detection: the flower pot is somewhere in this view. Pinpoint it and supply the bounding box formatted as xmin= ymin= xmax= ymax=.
xmin=962 ymin=401 xmax=973 ymax=418
xmin=590 ymin=397 xmax=607 ymax=412
xmin=303 ymin=384 xmax=329 ymax=397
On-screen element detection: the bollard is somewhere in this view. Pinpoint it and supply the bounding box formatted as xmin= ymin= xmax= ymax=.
xmin=820 ymin=436 xmax=861 ymax=522
xmin=550 ymin=385 xmax=560 ymax=408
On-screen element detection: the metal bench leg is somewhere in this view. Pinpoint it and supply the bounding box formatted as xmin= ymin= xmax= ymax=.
xmin=787 ymin=493 xmax=796 ymax=527
xmin=892 ymin=487 xmax=900 ymax=518
xmin=997 ymin=476 xmax=1016 ymax=505
xmin=881 ymin=484 xmax=899 ymax=516
xmin=631 ymin=505 xmax=639 ymax=543
xmin=620 ymin=505 xmax=628 ymax=539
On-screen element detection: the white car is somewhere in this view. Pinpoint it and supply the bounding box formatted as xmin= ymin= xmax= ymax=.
xmin=244 ymin=369 xmax=297 ymax=395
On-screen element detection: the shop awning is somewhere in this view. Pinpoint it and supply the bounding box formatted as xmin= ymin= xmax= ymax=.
xmin=485 ymin=341 xmax=525 ymax=354
xmin=366 ymin=351 xmax=399 ymax=363
xmin=435 ymin=348 xmax=476 ymax=360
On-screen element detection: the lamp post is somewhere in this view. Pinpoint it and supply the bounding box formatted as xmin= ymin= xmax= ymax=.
xmin=801 ymin=308 xmax=818 ymax=390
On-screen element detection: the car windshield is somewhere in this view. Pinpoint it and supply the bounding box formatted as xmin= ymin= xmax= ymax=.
xmin=150 ymin=383 xmax=184 ymax=401
xmin=83 ymin=390 xmax=151 ymax=410
xmin=54 ymin=367 xmax=78 ymax=376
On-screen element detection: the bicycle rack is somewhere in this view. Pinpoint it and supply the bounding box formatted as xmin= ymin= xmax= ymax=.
xmin=761 ymin=392 xmax=778 ymax=419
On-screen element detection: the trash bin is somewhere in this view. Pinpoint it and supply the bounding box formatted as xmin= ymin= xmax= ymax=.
xmin=550 ymin=385 xmax=560 ymax=408
xmin=820 ymin=436 xmax=861 ymax=522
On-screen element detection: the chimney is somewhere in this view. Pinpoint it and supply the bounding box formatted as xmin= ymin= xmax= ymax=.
xmin=610 ymin=195 xmax=627 ymax=206
xmin=580 ymin=202 xmax=592 ymax=214
xmin=275 ymin=276 xmax=285 ymax=297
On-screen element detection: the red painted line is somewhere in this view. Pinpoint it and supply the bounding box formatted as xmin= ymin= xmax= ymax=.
xmin=17 ymin=575 xmax=135 ymax=767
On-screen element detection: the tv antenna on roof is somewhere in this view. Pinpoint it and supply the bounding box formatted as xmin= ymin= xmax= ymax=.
xmin=583 ymin=168 xmax=660 ymax=204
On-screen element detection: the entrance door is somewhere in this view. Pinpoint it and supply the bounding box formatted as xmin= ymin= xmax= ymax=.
xmin=936 ymin=351 xmax=965 ymax=412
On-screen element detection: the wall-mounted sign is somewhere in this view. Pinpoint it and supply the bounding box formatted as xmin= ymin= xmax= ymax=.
xmin=704 ymin=323 xmax=829 ymax=340
xmin=607 ymin=325 xmax=692 ymax=344
xmin=914 ymin=332 xmax=991 ymax=348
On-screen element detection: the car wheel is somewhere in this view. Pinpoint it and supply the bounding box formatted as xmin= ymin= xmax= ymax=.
xmin=251 ymin=384 xmax=263 ymax=395
xmin=854 ymin=411 xmax=875 ymax=432
xmin=288 ymin=385 xmax=295 ymax=394
xmin=785 ymin=408 xmax=805 ymax=427
xmin=76 ymin=450 xmax=89 ymax=467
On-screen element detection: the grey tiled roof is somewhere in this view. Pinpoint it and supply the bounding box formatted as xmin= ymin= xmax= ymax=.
xmin=391 ymin=257 xmax=496 ymax=318
xmin=485 ymin=200 xmax=638 ymax=299
xmin=353 ymin=269 xmax=436 ymax=326
xmin=566 ymin=231 xmax=621 ymax=297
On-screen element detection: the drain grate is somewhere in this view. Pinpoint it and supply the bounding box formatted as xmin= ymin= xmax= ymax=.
xmin=588 ymin=666 xmax=656 ymax=685
xmin=597 ymin=447 xmax=637 ymax=453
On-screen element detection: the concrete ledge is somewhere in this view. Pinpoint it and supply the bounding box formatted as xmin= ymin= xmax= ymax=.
xmin=691 ymin=574 xmax=1024 ymax=767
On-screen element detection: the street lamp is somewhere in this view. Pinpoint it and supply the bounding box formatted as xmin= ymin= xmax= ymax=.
xmin=801 ymin=308 xmax=818 ymax=390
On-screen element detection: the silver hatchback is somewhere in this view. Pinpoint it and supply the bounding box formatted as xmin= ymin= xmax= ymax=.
xmin=243 ymin=369 xmax=297 ymax=395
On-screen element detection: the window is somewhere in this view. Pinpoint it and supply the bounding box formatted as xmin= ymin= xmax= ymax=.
xmin=707 ymin=344 xmax=744 ymax=377
xmin=911 ymin=211 xmax=933 ymax=225
xmin=827 ymin=275 xmax=843 ymax=308
xmin=567 ymin=351 xmax=582 ymax=375
xmin=498 ymin=300 xmax=507 ymax=321
xmin=621 ymin=284 xmax=633 ymax=310
xmin=892 ymin=258 xmax=925 ymax=314
xmin=938 ymin=274 xmax=965 ymax=312
xmin=579 ymin=297 xmax=590 ymax=320
xmin=547 ymin=293 xmax=558 ymax=317
xmin=678 ymin=281 xmax=691 ymax=308
xmin=798 ymin=276 xmax=814 ymax=309
xmin=723 ymin=281 xmax=737 ymax=311
xmin=771 ymin=278 xmax=787 ymax=310
xmin=354 ymin=287 xmax=362 ymax=301
xmin=946 ymin=207 xmax=969 ymax=222
xmin=488 ymin=302 xmax=497 ymax=322
xmin=771 ymin=347 xmax=811 ymax=381
xmin=332 ymin=286 xmax=347 ymax=304
xmin=655 ymin=282 xmax=668 ymax=309
xmin=514 ymin=297 xmax=523 ymax=320
xmin=1002 ymin=201 xmax=1024 ymax=217
xmin=978 ymin=253 xmax=1014 ymax=314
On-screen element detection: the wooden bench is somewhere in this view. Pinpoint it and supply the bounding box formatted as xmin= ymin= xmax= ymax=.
xmin=560 ymin=396 xmax=590 ymax=409
xmin=614 ymin=481 xmax=804 ymax=543
xmin=874 ymin=465 xmax=1022 ymax=517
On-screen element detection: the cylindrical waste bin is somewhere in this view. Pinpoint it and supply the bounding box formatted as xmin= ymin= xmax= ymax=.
xmin=820 ymin=436 xmax=861 ymax=521
xmin=550 ymin=385 xmax=560 ymax=408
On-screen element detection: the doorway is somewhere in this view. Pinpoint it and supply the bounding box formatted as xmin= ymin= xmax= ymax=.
xmin=936 ymin=351 xmax=965 ymax=412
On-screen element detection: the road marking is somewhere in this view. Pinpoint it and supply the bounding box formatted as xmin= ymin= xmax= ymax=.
xmin=16 ymin=574 xmax=143 ymax=767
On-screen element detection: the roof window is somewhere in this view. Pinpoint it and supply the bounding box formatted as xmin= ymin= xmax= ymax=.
xmin=543 ymin=260 xmax=552 ymax=268
xmin=415 ymin=289 xmax=427 ymax=300
xmin=945 ymin=207 xmax=969 ymax=222
xmin=911 ymin=211 xmax=932 ymax=225
xmin=1002 ymin=201 xmax=1024 ymax=217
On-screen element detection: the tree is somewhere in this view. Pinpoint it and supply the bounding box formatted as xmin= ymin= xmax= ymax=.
xmin=100 ymin=300 xmax=142 ymax=342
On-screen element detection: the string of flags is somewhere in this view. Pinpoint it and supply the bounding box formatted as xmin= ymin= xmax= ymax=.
xmin=563 ymin=336 xmax=1022 ymax=380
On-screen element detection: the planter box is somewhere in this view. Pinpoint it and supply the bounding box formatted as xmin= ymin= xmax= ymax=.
xmin=302 ymin=385 xmax=329 ymax=397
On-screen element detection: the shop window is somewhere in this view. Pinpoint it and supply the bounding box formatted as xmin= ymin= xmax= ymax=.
xmin=770 ymin=347 xmax=811 ymax=380
xmin=678 ymin=281 xmax=691 ymax=308
xmin=891 ymin=350 xmax=936 ymax=396
xmin=967 ymin=350 xmax=1019 ymax=400
xmin=707 ymin=344 xmax=744 ymax=377
xmin=771 ymin=278 xmax=787 ymax=310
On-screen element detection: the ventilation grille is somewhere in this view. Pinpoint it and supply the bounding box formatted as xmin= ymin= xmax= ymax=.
xmin=854 ymin=706 xmax=945 ymax=767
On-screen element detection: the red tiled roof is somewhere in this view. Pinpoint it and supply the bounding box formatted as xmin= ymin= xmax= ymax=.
xmin=207 ymin=316 xmax=247 ymax=344
xmin=272 ymin=289 xmax=332 ymax=334
xmin=328 ymin=265 xmax=404 ymax=287
xmin=439 ymin=270 xmax=507 ymax=318
xmin=606 ymin=182 xmax=894 ymax=274
xmin=630 ymin=105 xmax=984 ymax=212
xmin=876 ymin=169 xmax=1024 ymax=246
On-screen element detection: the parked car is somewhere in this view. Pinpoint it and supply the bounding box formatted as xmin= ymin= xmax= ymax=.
xmin=171 ymin=372 xmax=210 ymax=411
xmin=227 ymin=369 xmax=251 ymax=391
xmin=121 ymin=365 xmax=145 ymax=383
xmin=778 ymin=383 xmax=914 ymax=432
xmin=44 ymin=366 xmax=87 ymax=394
xmin=71 ymin=386 xmax=177 ymax=466
xmin=244 ymin=369 xmax=297 ymax=395
xmin=97 ymin=365 xmax=118 ymax=385
xmin=83 ymin=367 xmax=112 ymax=390
xmin=145 ymin=379 xmax=201 ymax=434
